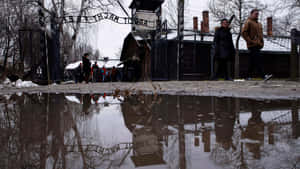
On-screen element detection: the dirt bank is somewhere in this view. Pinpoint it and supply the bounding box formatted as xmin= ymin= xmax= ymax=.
xmin=0 ymin=80 xmax=300 ymax=100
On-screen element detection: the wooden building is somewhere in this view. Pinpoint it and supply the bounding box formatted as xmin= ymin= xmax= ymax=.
xmin=120 ymin=33 xmax=151 ymax=81
xmin=151 ymin=32 xmax=292 ymax=80
xmin=120 ymin=0 xmax=163 ymax=81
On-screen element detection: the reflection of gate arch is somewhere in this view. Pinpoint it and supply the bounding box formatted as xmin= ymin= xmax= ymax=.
xmin=65 ymin=143 xmax=133 ymax=156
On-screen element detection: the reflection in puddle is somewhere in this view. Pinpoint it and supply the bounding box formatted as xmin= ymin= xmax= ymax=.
xmin=0 ymin=94 xmax=299 ymax=169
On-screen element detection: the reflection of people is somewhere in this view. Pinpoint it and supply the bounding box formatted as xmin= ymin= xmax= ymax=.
xmin=91 ymin=94 xmax=99 ymax=104
xmin=214 ymin=98 xmax=236 ymax=150
xmin=82 ymin=53 xmax=91 ymax=83
xmin=212 ymin=19 xmax=235 ymax=80
xmin=242 ymin=100 xmax=264 ymax=159
xmin=82 ymin=94 xmax=91 ymax=115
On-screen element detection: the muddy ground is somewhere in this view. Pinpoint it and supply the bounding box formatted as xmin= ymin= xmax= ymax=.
xmin=0 ymin=80 xmax=300 ymax=100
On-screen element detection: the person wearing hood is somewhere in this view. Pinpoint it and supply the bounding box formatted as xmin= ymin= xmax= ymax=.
xmin=212 ymin=18 xmax=235 ymax=80
xmin=242 ymin=9 xmax=272 ymax=80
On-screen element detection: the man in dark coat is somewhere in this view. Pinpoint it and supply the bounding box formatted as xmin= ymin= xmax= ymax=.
xmin=111 ymin=66 xmax=117 ymax=82
xmin=212 ymin=18 xmax=235 ymax=80
xmin=74 ymin=63 xmax=84 ymax=83
xmin=82 ymin=53 xmax=91 ymax=83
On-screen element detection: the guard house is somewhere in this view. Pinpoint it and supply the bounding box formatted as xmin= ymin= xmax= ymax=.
xmin=130 ymin=0 xmax=164 ymax=35
xmin=120 ymin=0 xmax=164 ymax=81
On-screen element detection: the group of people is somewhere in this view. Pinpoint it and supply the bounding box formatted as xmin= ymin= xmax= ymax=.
xmin=74 ymin=53 xmax=120 ymax=83
xmin=212 ymin=8 xmax=272 ymax=81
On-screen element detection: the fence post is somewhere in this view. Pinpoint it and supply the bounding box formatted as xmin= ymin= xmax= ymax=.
xmin=177 ymin=0 xmax=184 ymax=80
xmin=193 ymin=17 xmax=198 ymax=73
xmin=291 ymin=29 xmax=298 ymax=81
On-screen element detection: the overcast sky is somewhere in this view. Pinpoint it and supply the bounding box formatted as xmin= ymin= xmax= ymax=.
xmin=86 ymin=0 xmax=208 ymax=59
xmin=88 ymin=0 xmax=274 ymax=59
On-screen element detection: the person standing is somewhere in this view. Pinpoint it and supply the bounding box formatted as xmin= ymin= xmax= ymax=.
xmin=82 ymin=53 xmax=91 ymax=83
xmin=101 ymin=66 xmax=106 ymax=82
xmin=212 ymin=18 xmax=235 ymax=80
xmin=75 ymin=62 xmax=84 ymax=83
xmin=92 ymin=61 xmax=100 ymax=82
xmin=242 ymin=9 xmax=272 ymax=80
xmin=111 ymin=66 xmax=117 ymax=82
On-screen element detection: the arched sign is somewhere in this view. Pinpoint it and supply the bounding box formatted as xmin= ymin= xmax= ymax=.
xmin=61 ymin=12 xmax=156 ymax=29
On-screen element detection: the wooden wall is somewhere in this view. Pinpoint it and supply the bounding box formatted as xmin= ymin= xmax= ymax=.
xmin=151 ymin=40 xmax=291 ymax=80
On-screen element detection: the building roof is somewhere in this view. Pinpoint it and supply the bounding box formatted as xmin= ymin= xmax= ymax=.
xmin=129 ymin=0 xmax=165 ymax=11
xmin=164 ymin=30 xmax=291 ymax=53
xmin=120 ymin=32 xmax=151 ymax=61
xmin=65 ymin=60 xmax=123 ymax=70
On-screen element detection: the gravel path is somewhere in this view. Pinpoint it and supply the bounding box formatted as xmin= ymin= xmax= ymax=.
xmin=0 ymin=80 xmax=300 ymax=100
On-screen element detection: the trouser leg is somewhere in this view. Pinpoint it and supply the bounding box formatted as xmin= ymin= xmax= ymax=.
xmin=248 ymin=48 xmax=255 ymax=78
xmin=220 ymin=59 xmax=226 ymax=79
xmin=218 ymin=58 xmax=229 ymax=79
xmin=248 ymin=47 xmax=264 ymax=78
xmin=226 ymin=60 xmax=232 ymax=79
xmin=214 ymin=59 xmax=219 ymax=78
xmin=253 ymin=49 xmax=264 ymax=78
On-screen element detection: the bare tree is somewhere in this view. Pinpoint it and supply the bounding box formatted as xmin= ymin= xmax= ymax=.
xmin=268 ymin=0 xmax=300 ymax=35
xmin=93 ymin=49 xmax=100 ymax=60
xmin=163 ymin=0 xmax=190 ymax=29
xmin=209 ymin=0 xmax=267 ymax=78
xmin=0 ymin=0 xmax=35 ymax=75
xmin=0 ymin=0 xmax=123 ymax=79
xmin=31 ymin=0 xmax=120 ymax=63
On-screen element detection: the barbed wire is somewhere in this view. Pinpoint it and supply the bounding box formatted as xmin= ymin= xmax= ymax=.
xmin=265 ymin=36 xmax=291 ymax=50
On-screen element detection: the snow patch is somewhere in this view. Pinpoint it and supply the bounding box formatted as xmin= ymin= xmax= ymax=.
xmin=65 ymin=96 xmax=81 ymax=104
xmin=239 ymin=110 xmax=291 ymax=126
xmin=65 ymin=60 xmax=123 ymax=70
xmin=234 ymin=79 xmax=245 ymax=82
xmin=135 ymin=124 xmax=145 ymax=129
xmin=4 ymin=95 xmax=11 ymax=100
xmin=16 ymin=79 xmax=38 ymax=88
xmin=3 ymin=78 xmax=11 ymax=85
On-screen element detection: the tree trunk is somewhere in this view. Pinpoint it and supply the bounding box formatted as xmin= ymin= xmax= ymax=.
xmin=3 ymin=33 xmax=11 ymax=74
xmin=65 ymin=0 xmax=86 ymax=65
xmin=59 ymin=0 xmax=65 ymax=77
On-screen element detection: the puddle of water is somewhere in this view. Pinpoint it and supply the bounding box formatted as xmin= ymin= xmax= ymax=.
xmin=0 ymin=94 xmax=299 ymax=169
